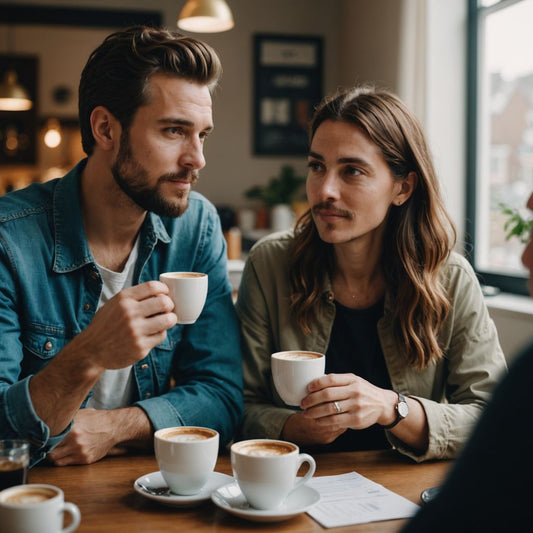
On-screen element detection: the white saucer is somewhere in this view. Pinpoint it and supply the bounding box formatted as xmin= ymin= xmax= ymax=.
xmin=211 ymin=481 xmax=321 ymax=522
xmin=134 ymin=471 xmax=233 ymax=507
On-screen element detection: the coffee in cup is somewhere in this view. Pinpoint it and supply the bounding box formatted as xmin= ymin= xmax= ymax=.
xmin=0 ymin=440 xmax=29 ymax=491
xmin=0 ymin=484 xmax=80 ymax=533
xmin=159 ymin=272 xmax=208 ymax=324
xmin=231 ymin=439 xmax=316 ymax=510
xmin=154 ymin=426 xmax=219 ymax=495
xmin=271 ymin=350 xmax=326 ymax=406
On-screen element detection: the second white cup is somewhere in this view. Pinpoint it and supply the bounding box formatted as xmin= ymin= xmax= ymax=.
xmin=271 ymin=350 xmax=326 ymax=406
xmin=159 ymin=272 xmax=208 ymax=324
xmin=231 ymin=439 xmax=316 ymax=510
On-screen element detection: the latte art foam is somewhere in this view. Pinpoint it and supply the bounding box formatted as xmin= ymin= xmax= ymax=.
xmin=166 ymin=433 xmax=208 ymax=442
xmin=2 ymin=488 xmax=56 ymax=505
xmin=237 ymin=443 xmax=295 ymax=456
xmin=161 ymin=427 xmax=215 ymax=442
xmin=275 ymin=352 xmax=322 ymax=360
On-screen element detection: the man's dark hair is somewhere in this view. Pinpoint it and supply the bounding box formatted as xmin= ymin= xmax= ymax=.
xmin=78 ymin=25 xmax=222 ymax=155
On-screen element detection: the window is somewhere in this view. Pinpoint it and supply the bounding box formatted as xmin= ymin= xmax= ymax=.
xmin=467 ymin=0 xmax=533 ymax=295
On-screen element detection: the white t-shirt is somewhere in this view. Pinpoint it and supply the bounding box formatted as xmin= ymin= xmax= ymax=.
xmin=86 ymin=237 xmax=140 ymax=410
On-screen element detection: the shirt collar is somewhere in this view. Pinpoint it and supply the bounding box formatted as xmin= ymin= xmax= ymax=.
xmin=52 ymin=159 xmax=171 ymax=273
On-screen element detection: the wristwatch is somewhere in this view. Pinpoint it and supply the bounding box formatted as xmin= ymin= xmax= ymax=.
xmin=380 ymin=392 xmax=409 ymax=430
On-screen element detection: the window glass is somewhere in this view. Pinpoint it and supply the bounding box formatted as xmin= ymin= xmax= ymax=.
xmin=472 ymin=0 xmax=533 ymax=290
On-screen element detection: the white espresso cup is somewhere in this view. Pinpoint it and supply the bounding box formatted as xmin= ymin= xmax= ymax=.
xmin=231 ymin=439 xmax=316 ymax=510
xmin=159 ymin=272 xmax=208 ymax=324
xmin=154 ymin=426 xmax=219 ymax=495
xmin=0 ymin=484 xmax=80 ymax=533
xmin=271 ymin=350 xmax=326 ymax=406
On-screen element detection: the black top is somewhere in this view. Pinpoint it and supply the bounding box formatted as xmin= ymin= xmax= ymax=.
xmin=307 ymin=297 xmax=392 ymax=453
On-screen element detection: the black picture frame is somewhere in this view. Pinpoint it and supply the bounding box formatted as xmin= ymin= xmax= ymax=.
xmin=253 ymin=34 xmax=323 ymax=156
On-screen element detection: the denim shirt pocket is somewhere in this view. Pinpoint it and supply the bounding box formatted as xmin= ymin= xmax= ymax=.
xmin=20 ymin=325 xmax=71 ymax=376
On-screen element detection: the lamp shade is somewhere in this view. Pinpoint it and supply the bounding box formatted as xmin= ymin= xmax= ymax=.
xmin=177 ymin=0 xmax=234 ymax=33
xmin=0 ymin=70 xmax=33 ymax=111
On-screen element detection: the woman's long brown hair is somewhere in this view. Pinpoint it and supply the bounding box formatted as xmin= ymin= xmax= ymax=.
xmin=289 ymin=86 xmax=456 ymax=369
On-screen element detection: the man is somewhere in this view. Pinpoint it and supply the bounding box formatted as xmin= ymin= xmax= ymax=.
xmin=0 ymin=26 xmax=242 ymax=466
xmin=401 ymin=192 xmax=533 ymax=531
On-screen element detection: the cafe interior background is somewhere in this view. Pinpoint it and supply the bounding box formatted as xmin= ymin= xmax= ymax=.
xmin=0 ymin=0 xmax=532 ymax=361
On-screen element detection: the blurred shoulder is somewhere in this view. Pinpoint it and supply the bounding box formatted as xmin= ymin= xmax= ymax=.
xmin=247 ymin=230 xmax=294 ymax=266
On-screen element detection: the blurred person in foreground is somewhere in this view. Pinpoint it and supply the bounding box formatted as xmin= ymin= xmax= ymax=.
xmin=236 ymin=85 xmax=506 ymax=461
xmin=0 ymin=26 xmax=242 ymax=466
xmin=401 ymin=192 xmax=533 ymax=531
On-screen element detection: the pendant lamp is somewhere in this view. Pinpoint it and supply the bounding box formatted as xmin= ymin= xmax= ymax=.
xmin=177 ymin=0 xmax=234 ymax=33
xmin=0 ymin=69 xmax=33 ymax=111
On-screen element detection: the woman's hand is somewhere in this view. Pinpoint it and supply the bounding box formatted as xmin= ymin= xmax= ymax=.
xmin=301 ymin=373 xmax=397 ymax=429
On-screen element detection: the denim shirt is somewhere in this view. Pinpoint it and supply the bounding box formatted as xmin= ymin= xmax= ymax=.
xmin=0 ymin=160 xmax=243 ymax=466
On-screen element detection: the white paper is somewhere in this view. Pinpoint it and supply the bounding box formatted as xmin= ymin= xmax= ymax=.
xmin=307 ymin=472 xmax=420 ymax=528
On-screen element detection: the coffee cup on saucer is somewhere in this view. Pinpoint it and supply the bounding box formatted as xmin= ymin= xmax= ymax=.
xmin=154 ymin=426 xmax=219 ymax=495
xmin=271 ymin=351 xmax=326 ymax=406
xmin=230 ymin=439 xmax=316 ymax=510
xmin=0 ymin=484 xmax=80 ymax=533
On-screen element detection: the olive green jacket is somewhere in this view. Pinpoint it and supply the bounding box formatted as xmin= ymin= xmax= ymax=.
xmin=235 ymin=231 xmax=507 ymax=462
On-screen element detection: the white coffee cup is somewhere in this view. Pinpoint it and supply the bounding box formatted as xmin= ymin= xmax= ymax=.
xmin=271 ymin=351 xmax=326 ymax=406
xmin=231 ymin=439 xmax=316 ymax=510
xmin=0 ymin=484 xmax=80 ymax=533
xmin=154 ymin=426 xmax=219 ymax=495
xmin=159 ymin=272 xmax=208 ymax=324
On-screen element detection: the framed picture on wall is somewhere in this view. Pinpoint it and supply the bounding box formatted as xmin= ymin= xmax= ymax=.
xmin=253 ymin=34 xmax=323 ymax=156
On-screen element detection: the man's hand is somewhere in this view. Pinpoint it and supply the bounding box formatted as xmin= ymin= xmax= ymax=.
xmin=47 ymin=407 xmax=152 ymax=466
xmin=74 ymin=281 xmax=178 ymax=371
xmin=30 ymin=281 xmax=177 ymax=437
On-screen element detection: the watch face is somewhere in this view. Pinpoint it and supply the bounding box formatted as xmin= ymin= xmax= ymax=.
xmin=398 ymin=401 xmax=409 ymax=418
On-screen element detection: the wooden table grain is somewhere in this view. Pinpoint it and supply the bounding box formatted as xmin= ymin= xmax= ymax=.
xmin=29 ymin=449 xmax=451 ymax=532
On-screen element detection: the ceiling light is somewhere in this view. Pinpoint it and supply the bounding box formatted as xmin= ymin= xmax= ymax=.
xmin=0 ymin=69 xmax=33 ymax=111
xmin=177 ymin=0 xmax=234 ymax=33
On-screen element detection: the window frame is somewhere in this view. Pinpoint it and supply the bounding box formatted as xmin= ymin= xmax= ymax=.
xmin=466 ymin=0 xmax=529 ymax=295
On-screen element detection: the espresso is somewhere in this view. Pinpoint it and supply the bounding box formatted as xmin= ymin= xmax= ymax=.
xmin=162 ymin=427 xmax=215 ymax=442
xmin=274 ymin=351 xmax=323 ymax=361
xmin=0 ymin=460 xmax=27 ymax=491
xmin=1 ymin=487 xmax=56 ymax=505
xmin=236 ymin=442 xmax=295 ymax=457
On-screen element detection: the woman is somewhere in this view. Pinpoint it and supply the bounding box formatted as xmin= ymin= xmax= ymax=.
xmin=236 ymin=85 xmax=507 ymax=461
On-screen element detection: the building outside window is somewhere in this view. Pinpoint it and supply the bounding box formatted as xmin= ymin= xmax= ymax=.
xmin=468 ymin=0 xmax=533 ymax=295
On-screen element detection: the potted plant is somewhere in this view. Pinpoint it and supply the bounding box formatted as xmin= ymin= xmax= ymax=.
xmin=499 ymin=202 xmax=533 ymax=243
xmin=244 ymin=165 xmax=306 ymax=231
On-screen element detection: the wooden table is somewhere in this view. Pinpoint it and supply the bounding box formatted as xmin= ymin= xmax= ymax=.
xmin=29 ymin=449 xmax=451 ymax=532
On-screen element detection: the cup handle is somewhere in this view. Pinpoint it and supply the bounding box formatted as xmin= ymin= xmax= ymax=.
xmin=62 ymin=502 xmax=81 ymax=533
xmin=293 ymin=453 xmax=316 ymax=491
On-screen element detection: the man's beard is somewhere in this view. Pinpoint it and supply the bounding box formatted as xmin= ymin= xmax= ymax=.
xmin=111 ymin=129 xmax=199 ymax=218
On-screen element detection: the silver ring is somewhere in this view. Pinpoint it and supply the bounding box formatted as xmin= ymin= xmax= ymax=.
xmin=333 ymin=401 xmax=341 ymax=414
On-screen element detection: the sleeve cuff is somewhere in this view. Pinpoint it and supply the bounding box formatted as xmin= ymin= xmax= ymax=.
xmin=5 ymin=377 xmax=71 ymax=466
xmin=135 ymin=396 xmax=185 ymax=431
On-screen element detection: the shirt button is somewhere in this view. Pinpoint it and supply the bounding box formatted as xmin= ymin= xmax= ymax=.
xmin=91 ymin=272 xmax=99 ymax=280
xmin=44 ymin=340 xmax=53 ymax=351
xmin=145 ymin=393 xmax=152 ymax=399
xmin=83 ymin=303 xmax=91 ymax=311
xmin=326 ymin=291 xmax=334 ymax=302
xmin=141 ymin=364 xmax=149 ymax=370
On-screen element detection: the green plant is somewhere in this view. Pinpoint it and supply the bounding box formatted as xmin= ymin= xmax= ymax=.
xmin=499 ymin=202 xmax=533 ymax=243
xmin=244 ymin=165 xmax=305 ymax=207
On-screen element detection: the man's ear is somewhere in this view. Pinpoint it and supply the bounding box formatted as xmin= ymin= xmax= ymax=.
xmin=90 ymin=106 xmax=119 ymax=151
xmin=394 ymin=171 xmax=418 ymax=206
